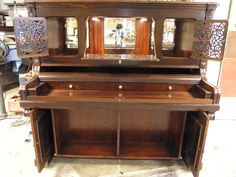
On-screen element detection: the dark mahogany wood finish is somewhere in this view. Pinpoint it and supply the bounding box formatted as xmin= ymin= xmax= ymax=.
xmin=16 ymin=1 xmax=228 ymax=177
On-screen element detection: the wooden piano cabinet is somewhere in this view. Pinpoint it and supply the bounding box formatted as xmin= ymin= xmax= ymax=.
xmin=15 ymin=1 xmax=228 ymax=177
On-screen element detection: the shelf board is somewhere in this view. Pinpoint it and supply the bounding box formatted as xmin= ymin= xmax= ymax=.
xmin=29 ymin=89 xmax=212 ymax=104
xmin=58 ymin=141 xmax=117 ymax=158
xmin=120 ymin=142 xmax=179 ymax=159
xmin=57 ymin=141 xmax=179 ymax=159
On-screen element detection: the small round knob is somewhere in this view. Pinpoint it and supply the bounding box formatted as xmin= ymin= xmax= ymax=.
xmin=119 ymin=60 xmax=122 ymax=64
xmin=168 ymin=85 xmax=172 ymax=91
xmin=69 ymin=84 xmax=73 ymax=89
xmin=118 ymin=85 xmax=123 ymax=90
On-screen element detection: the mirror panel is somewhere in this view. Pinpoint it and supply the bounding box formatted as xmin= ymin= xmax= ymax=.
xmin=104 ymin=18 xmax=136 ymax=50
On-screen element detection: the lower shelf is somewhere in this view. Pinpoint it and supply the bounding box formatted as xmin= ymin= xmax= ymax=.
xmin=120 ymin=142 xmax=179 ymax=159
xmin=57 ymin=141 xmax=179 ymax=159
xmin=58 ymin=141 xmax=117 ymax=158
xmin=53 ymin=109 xmax=184 ymax=159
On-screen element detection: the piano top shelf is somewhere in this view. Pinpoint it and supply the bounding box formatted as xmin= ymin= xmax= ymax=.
xmin=27 ymin=88 xmax=212 ymax=104
xmin=20 ymin=73 xmax=219 ymax=111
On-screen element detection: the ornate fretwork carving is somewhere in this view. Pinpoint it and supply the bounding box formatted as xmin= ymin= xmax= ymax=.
xmin=14 ymin=17 xmax=49 ymax=58
xmin=191 ymin=20 xmax=228 ymax=61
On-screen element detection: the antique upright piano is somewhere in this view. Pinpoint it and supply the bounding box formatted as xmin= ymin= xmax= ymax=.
xmin=13 ymin=1 xmax=228 ymax=177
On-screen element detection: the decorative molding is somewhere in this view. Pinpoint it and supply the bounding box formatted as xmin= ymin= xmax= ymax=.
xmin=27 ymin=3 xmax=37 ymax=17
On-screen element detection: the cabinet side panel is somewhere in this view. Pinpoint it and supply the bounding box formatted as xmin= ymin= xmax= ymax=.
xmin=29 ymin=109 xmax=54 ymax=172
xmin=182 ymin=112 xmax=210 ymax=177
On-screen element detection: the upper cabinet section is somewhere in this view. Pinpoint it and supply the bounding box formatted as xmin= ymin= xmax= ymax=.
xmin=162 ymin=19 xmax=228 ymax=61
xmin=14 ymin=1 xmax=228 ymax=66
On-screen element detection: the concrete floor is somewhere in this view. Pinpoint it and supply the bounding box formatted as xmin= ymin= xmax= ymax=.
xmin=0 ymin=88 xmax=236 ymax=177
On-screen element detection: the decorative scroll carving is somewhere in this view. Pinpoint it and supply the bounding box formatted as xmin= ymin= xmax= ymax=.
xmin=205 ymin=8 xmax=214 ymax=19
xmin=191 ymin=20 xmax=228 ymax=61
xmin=27 ymin=4 xmax=37 ymax=17
xmin=205 ymin=4 xmax=216 ymax=19
xmin=14 ymin=17 xmax=49 ymax=58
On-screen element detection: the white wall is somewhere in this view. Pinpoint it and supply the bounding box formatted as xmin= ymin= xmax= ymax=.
xmin=194 ymin=0 xmax=231 ymax=86
xmin=228 ymin=0 xmax=236 ymax=31
xmin=193 ymin=0 xmax=231 ymax=19
xmin=0 ymin=1 xmax=8 ymax=10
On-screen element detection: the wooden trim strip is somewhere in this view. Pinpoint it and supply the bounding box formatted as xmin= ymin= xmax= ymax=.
xmin=39 ymin=73 xmax=201 ymax=84
xmin=20 ymin=100 xmax=219 ymax=112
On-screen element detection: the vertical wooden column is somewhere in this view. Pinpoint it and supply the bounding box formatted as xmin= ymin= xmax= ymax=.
xmin=174 ymin=19 xmax=183 ymax=57
xmin=47 ymin=17 xmax=65 ymax=55
xmin=135 ymin=18 xmax=151 ymax=55
xmin=78 ymin=17 xmax=87 ymax=58
xmin=175 ymin=19 xmax=196 ymax=58
xmin=154 ymin=18 xmax=164 ymax=59
xmin=89 ymin=17 xmax=104 ymax=54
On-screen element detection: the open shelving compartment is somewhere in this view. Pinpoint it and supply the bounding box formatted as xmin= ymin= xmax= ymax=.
xmin=52 ymin=108 xmax=118 ymax=157
xmin=52 ymin=108 xmax=186 ymax=159
xmin=119 ymin=110 xmax=186 ymax=159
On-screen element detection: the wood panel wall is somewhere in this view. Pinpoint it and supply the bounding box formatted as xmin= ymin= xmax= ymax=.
xmin=89 ymin=17 xmax=104 ymax=54
xmin=135 ymin=18 xmax=151 ymax=55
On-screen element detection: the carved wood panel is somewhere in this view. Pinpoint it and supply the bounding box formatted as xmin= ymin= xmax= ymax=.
xmin=191 ymin=20 xmax=228 ymax=61
xmin=182 ymin=112 xmax=210 ymax=177
xmin=14 ymin=17 xmax=49 ymax=58
xmin=30 ymin=109 xmax=54 ymax=172
xmin=183 ymin=115 xmax=202 ymax=168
